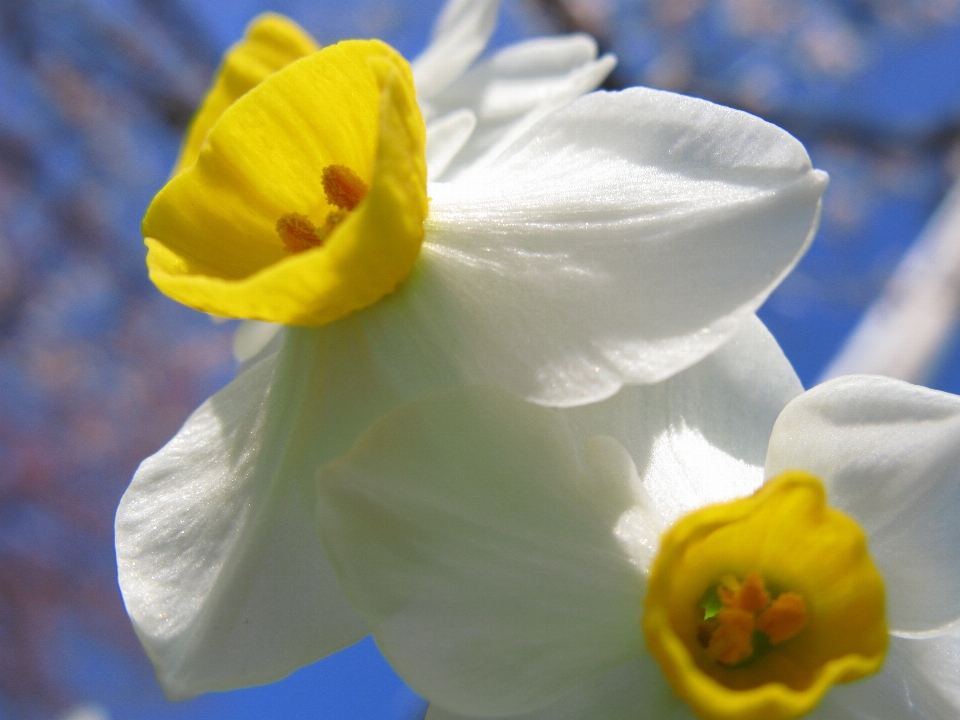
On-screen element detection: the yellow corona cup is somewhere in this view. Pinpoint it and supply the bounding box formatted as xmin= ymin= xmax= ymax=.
xmin=644 ymin=472 xmax=887 ymax=720
xmin=173 ymin=14 xmax=321 ymax=175
xmin=144 ymin=31 xmax=428 ymax=326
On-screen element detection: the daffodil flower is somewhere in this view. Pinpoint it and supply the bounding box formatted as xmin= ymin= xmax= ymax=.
xmin=179 ymin=1 xmax=621 ymax=363
xmin=318 ymin=365 xmax=960 ymax=720
xmin=116 ymin=0 xmax=623 ymax=698
xmin=116 ymin=0 xmax=827 ymax=700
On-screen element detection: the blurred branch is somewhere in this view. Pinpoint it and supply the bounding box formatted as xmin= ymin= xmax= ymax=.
xmin=821 ymin=170 xmax=960 ymax=383
xmin=533 ymin=0 xmax=960 ymax=156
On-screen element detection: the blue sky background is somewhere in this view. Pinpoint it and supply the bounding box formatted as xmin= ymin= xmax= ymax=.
xmin=2 ymin=0 xmax=960 ymax=718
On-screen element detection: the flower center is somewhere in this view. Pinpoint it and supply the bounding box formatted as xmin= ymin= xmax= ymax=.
xmin=643 ymin=471 xmax=887 ymax=720
xmin=275 ymin=164 xmax=370 ymax=253
xmin=697 ymin=571 xmax=806 ymax=667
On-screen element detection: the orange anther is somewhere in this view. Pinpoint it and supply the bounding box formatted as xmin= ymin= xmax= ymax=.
xmin=717 ymin=576 xmax=740 ymax=607
xmin=757 ymin=592 xmax=806 ymax=644
xmin=276 ymin=212 xmax=323 ymax=253
xmin=322 ymin=164 xmax=368 ymax=211
xmin=718 ymin=571 xmax=770 ymax=612
xmin=708 ymin=608 xmax=755 ymax=666
xmin=277 ymin=165 xmax=367 ymax=253
xmin=739 ymin=571 xmax=771 ymax=611
xmin=702 ymin=571 xmax=804 ymax=666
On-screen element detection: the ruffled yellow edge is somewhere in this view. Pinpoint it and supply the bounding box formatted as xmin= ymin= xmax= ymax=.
xmin=643 ymin=471 xmax=887 ymax=720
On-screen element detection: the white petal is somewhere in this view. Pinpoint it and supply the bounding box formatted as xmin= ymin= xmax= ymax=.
xmin=430 ymin=33 xmax=602 ymax=121
xmin=423 ymin=34 xmax=615 ymax=179
xmin=587 ymin=435 xmax=667 ymax=571
xmin=426 ymin=110 xmax=477 ymax=180
xmin=445 ymin=54 xmax=617 ymax=180
xmin=448 ymin=69 xmax=616 ymax=179
xmin=424 ymin=658 xmax=692 ymax=720
xmin=116 ymin=322 xmax=431 ymax=698
xmin=232 ymin=319 xmax=282 ymax=362
xmin=766 ymin=375 xmax=960 ymax=634
xmin=413 ymin=0 xmax=501 ymax=101
xmin=318 ymin=387 xmax=647 ymax=716
xmin=565 ymin=314 xmax=801 ymax=532
xmin=811 ymin=629 xmax=960 ymax=720
xmin=398 ymin=87 xmax=826 ymax=405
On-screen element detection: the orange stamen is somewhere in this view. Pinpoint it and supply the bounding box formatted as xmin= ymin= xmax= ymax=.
xmin=276 ymin=165 xmax=369 ymax=253
xmin=757 ymin=592 xmax=807 ymax=644
xmin=718 ymin=571 xmax=770 ymax=612
xmin=276 ymin=212 xmax=323 ymax=253
xmin=701 ymin=572 xmax=807 ymax=667
xmin=322 ymin=164 xmax=368 ymax=211
xmin=708 ymin=608 xmax=755 ymax=666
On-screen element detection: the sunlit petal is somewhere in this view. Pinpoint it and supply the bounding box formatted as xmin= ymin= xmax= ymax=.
xmin=427 ymin=34 xmax=616 ymax=178
xmin=116 ymin=320 xmax=436 ymax=697
xmin=366 ymin=87 xmax=825 ymax=405
xmin=766 ymin=375 xmax=960 ymax=634
xmin=566 ymin=315 xmax=802 ymax=530
xmin=319 ymin=387 xmax=646 ymax=715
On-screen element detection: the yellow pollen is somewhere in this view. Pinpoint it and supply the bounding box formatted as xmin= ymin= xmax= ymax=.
xmin=276 ymin=165 xmax=369 ymax=253
xmin=700 ymin=571 xmax=807 ymax=667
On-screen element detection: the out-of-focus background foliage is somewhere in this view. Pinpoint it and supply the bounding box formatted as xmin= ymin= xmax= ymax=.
xmin=1 ymin=0 xmax=959 ymax=718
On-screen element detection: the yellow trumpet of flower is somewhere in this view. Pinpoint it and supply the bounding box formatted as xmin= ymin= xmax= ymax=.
xmin=145 ymin=34 xmax=428 ymax=326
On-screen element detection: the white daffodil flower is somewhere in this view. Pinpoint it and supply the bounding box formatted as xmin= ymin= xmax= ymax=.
xmin=232 ymin=0 xmax=618 ymax=363
xmin=117 ymin=0 xmax=619 ymax=698
xmin=116 ymin=0 xmax=827 ymax=700
xmin=319 ymin=367 xmax=960 ymax=720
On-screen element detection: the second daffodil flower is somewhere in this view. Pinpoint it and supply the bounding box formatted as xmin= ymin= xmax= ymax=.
xmin=116 ymin=0 xmax=828 ymax=700
xmin=318 ymin=363 xmax=960 ymax=720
